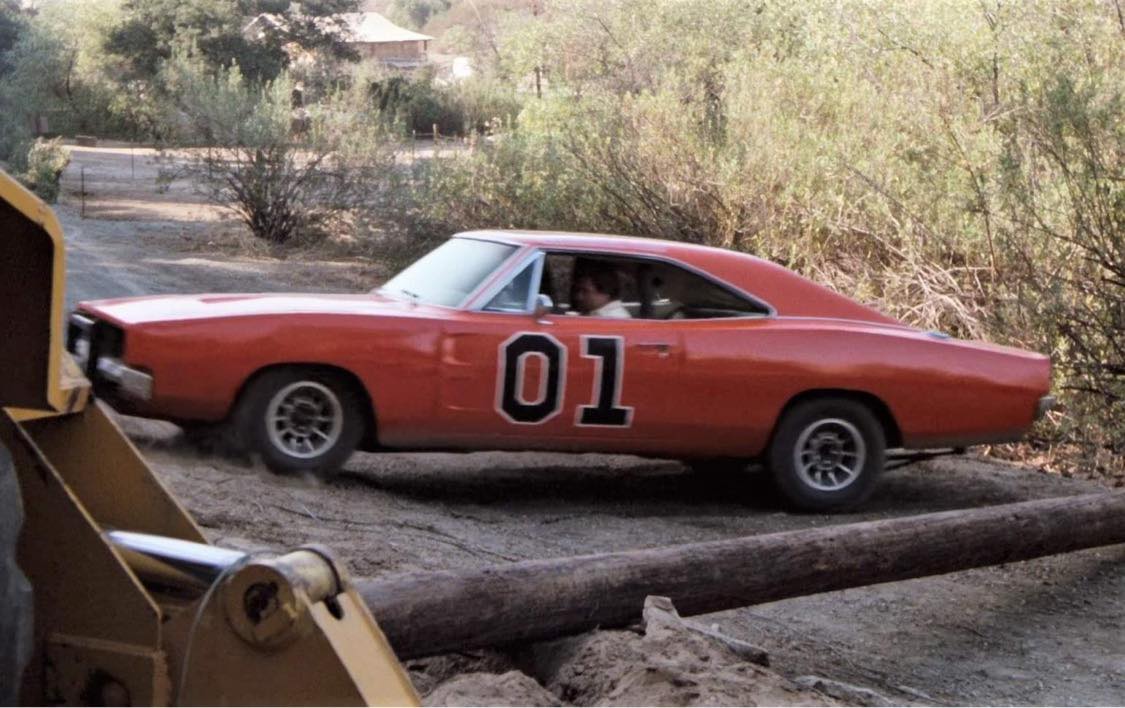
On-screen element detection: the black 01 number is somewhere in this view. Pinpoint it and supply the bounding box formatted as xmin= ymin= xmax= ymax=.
xmin=577 ymin=335 xmax=633 ymax=427
xmin=497 ymin=333 xmax=633 ymax=427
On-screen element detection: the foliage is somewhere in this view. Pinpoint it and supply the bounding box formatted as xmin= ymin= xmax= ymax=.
xmin=0 ymin=1 xmax=23 ymax=77
xmin=158 ymin=52 xmax=393 ymax=245
xmin=387 ymin=0 xmax=452 ymax=30
xmin=0 ymin=0 xmax=152 ymax=157
xmin=997 ymin=74 xmax=1125 ymax=449
xmin=19 ymin=138 xmax=70 ymax=203
xmin=0 ymin=16 xmax=66 ymax=165
xmin=367 ymin=71 xmax=521 ymax=135
xmin=105 ymin=0 xmax=360 ymax=86
xmin=420 ymin=0 xmax=533 ymax=58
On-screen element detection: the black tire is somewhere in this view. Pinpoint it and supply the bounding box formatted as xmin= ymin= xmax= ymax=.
xmin=766 ymin=397 xmax=885 ymax=512
xmin=234 ymin=367 xmax=365 ymax=476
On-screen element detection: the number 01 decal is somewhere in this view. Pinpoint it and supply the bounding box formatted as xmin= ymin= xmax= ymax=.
xmin=496 ymin=333 xmax=633 ymax=427
xmin=496 ymin=332 xmax=567 ymax=424
xmin=577 ymin=335 xmax=634 ymax=427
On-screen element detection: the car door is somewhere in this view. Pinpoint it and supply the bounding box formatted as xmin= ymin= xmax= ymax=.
xmin=644 ymin=261 xmax=779 ymax=458
xmin=435 ymin=250 xmax=686 ymax=454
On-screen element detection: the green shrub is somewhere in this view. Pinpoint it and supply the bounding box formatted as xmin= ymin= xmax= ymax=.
xmin=368 ymin=73 xmax=521 ymax=136
xmin=20 ymin=138 xmax=70 ymax=203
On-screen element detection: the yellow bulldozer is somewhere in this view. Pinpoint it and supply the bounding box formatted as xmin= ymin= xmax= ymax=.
xmin=0 ymin=170 xmax=419 ymax=705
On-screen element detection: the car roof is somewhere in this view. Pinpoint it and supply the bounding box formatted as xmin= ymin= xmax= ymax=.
xmin=456 ymin=229 xmax=731 ymax=259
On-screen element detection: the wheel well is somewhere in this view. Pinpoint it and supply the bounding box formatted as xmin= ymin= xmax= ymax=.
xmin=774 ymin=389 xmax=902 ymax=449
xmin=232 ymin=363 xmax=379 ymax=451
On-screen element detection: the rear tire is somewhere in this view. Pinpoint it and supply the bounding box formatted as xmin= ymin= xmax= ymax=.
xmin=766 ymin=398 xmax=885 ymax=512
xmin=234 ymin=368 xmax=364 ymax=476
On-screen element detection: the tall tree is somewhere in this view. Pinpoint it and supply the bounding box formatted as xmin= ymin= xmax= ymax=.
xmin=105 ymin=0 xmax=361 ymax=84
xmin=0 ymin=1 xmax=26 ymax=77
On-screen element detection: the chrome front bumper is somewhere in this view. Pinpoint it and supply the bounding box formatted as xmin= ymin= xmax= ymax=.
xmin=95 ymin=357 xmax=154 ymax=401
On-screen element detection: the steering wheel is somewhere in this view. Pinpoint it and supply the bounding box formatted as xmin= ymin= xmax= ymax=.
xmin=661 ymin=305 xmax=687 ymax=320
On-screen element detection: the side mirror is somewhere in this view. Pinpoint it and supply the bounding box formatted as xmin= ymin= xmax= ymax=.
xmin=533 ymin=294 xmax=553 ymax=318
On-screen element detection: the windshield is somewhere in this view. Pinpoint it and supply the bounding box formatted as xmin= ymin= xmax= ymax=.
xmin=379 ymin=238 xmax=518 ymax=307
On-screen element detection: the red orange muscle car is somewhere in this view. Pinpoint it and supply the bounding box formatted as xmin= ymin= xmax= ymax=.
xmin=69 ymin=231 xmax=1053 ymax=510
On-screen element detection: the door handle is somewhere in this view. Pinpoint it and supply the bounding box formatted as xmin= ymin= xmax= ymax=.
xmin=636 ymin=342 xmax=672 ymax=356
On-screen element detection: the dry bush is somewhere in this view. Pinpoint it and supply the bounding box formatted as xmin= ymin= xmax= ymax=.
xmin=156 ymin=51 xmax=395 ymax=245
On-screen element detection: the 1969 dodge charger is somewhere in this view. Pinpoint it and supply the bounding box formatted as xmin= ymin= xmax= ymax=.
xmin=69 ymin=231 xmax=1053 ymax=510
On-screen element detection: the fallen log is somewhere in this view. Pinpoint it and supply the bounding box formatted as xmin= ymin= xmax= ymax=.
xmin=359 ymin=492 xmax=1125 ymax=659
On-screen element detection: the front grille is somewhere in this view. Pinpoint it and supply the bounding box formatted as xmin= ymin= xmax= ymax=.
xmin=67 ymin=313 xmax=126 ymax=392
xmin=94 ymin=321 xmax=125 ymax=360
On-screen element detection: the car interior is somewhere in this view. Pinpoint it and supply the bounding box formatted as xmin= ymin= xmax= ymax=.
xmin=484 ymin=252 xmax=770 ymax=319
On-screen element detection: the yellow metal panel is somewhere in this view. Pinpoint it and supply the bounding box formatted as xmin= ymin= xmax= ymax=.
xmin=163 ymin=589 xmax=420 ymax=706
xmin=0 ymin=409 xmax=165 ymax=703
xmin=0 ymin=169 xmax=76 ymax=414
xmin=46 ymin=635 xmax=171 ymax=706
xmin=19 ymin=401 xmax=205 ymax=542
xmin=313 ymin=590 xmax=422 ymax=706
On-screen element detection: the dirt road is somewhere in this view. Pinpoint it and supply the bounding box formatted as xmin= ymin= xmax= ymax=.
xmin=57 ymin=145 xmax=1124 ymax=705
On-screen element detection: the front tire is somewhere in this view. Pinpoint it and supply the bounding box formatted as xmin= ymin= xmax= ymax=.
xmin=235 ymin=368 xmax=364 ymax=476
xmin=766 ymin=398 xmax=885 ymax=512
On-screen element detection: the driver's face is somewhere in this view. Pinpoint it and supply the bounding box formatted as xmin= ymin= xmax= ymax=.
xmin=571 ymin=276 xmax=611 ymax=314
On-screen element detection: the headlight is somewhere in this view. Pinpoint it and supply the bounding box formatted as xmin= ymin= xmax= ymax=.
xmin=67 ymin=313 xmax=94 ymax=370
xmin=73 ymin=337 xmax=90 ymax=366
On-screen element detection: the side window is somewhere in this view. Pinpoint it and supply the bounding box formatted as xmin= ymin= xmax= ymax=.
xmin=542 ymin=254 xmax=575 ymax=309
xmin=643 ymin=262 xmax=767 ymax=319
xmin=542 ymin=253 xmax=639 ymax=317
xmin=539 ymin=252 xmax=767 ymax=320
xmin=484 ymin=259 xmax=538 ymax=312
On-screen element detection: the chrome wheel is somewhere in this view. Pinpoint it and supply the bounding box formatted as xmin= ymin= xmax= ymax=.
xmin=265 ymin=381 xmax=344 ymax=459
xmin=793 ymin=418 xmax=866 ymax=491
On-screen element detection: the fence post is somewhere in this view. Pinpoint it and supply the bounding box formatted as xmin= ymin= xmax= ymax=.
xmin=131 ymin=146 xmax=135 ymax=180
xmin=80 ymin=166 xmax=86 ymax=219
xmin=411 ymin=130 xmax=416 ymax=161
xmin=433 ymin=123 xmax=439 ymax=158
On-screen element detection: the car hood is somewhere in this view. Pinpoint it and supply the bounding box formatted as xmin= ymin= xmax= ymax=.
xmin=78 ymin=291 xmax=437 ymax=326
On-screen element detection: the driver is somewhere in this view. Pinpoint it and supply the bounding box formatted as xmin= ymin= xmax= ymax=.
xmin=571 ymin=263 xmax=631 ymax=318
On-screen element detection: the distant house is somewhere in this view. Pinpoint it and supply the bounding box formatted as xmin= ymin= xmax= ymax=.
xmin=339 ymin=12 xmax=433 ymax=68
xmin=244 ymin=11 xmax=433 ymax=69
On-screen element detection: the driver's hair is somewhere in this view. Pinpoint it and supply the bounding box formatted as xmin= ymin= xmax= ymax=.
xmin=573 ymin=262 xmax=622 ymax=299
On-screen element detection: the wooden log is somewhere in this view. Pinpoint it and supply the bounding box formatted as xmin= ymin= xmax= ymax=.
xmin=359 ymin=493 xmax=1125 ymax=659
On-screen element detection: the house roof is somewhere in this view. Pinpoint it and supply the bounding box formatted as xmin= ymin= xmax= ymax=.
xmin=338 ymin=12 xmax=433 ymax=43
xmin=244 ymin=11 xmax=432 ymax=45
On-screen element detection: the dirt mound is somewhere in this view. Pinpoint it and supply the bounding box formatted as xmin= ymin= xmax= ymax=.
xmin=524 ymin=597 xmax=838 ymax=706
xmin=416 ymin=597 xmax=847 ymax=706
xmin=425 ymin=671 xmax=561 ymax=707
